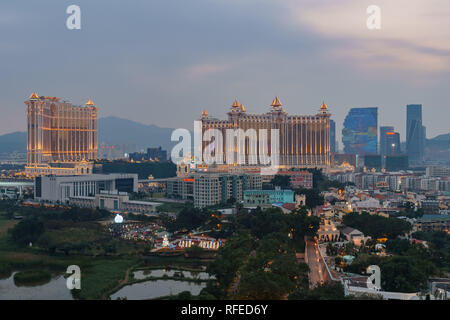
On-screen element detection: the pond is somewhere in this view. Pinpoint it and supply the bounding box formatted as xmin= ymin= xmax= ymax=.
xmin=133 ymin=269 xmax=214 ymax=280
xmin=0 ymin=272 xmax=74 ymax=300
xmin=110 ymin=279 xmax=206 ymax=300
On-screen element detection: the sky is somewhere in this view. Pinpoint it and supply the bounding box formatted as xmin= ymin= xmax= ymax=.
xmin=1 ymin=0 xmax=450 ymax=145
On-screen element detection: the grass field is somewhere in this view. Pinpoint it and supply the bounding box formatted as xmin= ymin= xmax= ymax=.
xmin=156 ymin=202 xmax=188 ymax=214
xmin=0 ymin=213 xmax=143 ymax=299
xmin=72 ymin=257 xmax=140 ymax=300
xmin=0 ymin=217 xmax=18 ymax=235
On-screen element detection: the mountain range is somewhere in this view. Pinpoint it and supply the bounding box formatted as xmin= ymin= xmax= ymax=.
xmin=0 ymin=117 xmax=177 ymax=154
xmin=97 ymin=116 xmax=176 ymax=151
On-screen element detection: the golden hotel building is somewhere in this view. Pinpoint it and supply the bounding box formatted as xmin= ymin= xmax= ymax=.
xmin=199 ymin=97 xmax=331 ymax=170
xmin=25 ymin=93 xmax=98 ymax=177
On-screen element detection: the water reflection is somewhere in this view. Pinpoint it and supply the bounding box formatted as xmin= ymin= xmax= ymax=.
xmin=133 ymin=269 xmax=214 ymax=280
xmin=0 ymin=272 xmax=74 ymax=300
xmin=110 ymin=279 xmax=206 ymax=300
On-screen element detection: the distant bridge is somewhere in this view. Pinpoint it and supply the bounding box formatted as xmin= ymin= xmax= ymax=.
xmin=0 ymin=181 xmax=34 ymax=188
xmin=0 ymin=181 xmax=34 ymax=196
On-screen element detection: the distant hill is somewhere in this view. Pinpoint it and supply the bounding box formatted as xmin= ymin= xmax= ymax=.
xmin=0 ymin=117 xmax=177 ymax=154
xmin=425 ymin=133 xmax=450 ymax=163
xmin=98 ymin=116 xmax=176 ymax=151
xmin=0 ymin=131 xmax=26 ymax=153
xmin=429 ymin=133 xmax=450 ymax=141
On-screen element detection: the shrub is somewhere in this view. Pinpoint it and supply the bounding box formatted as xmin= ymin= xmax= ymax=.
xmin=13 ymin=270 xmax=52 ymax=286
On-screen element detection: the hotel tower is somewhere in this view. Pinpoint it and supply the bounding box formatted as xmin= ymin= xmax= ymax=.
xmin=199 ymin=97 xmax=331 ymax=170
xmin=25 ymin=93 xmax=98 ymax=177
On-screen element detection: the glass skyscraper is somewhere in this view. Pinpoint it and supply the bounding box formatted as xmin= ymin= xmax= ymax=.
xmin=342 ymin=107 xmax=378 ymax=155
xmin=383 ymin=131 xmax=401 ymax=155
xmin=380 ymin=126 xmax=394 ymax=157
xmin=330 ymin=119 xmax=336 ymax=153
xmin=406 ymin=104 xmax=425 ymax=163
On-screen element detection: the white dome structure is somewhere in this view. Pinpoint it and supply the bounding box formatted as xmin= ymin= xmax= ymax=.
xmin=114 ymin=214 xmax=124 ymax=224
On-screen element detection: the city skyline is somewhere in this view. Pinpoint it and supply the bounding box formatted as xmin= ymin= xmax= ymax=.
xmin=1 ymin=1 xmax=449 ymax=305
xmin=1 ymin=1 xmax=450 ymax=143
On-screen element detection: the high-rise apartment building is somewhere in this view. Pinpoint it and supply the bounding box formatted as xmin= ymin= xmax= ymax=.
xmin=199 ymin=97 xmax=331 ymax=169
xmin=382 ymin=131 xmax=401 ymax=156
xmin=25 ymin=93 xmax=98 ymax=177
xmin=342 ymin=108 xmax=378 ymax=155
xmin=380 ymin=126 xmax=394 ymax=158
xmin=406 ymin=104 xmax=425 ymax=164
xmin=167 ymin=173 xmax=262 ymax=208
xmin=426 ymin=166 xmax=450 ymax=178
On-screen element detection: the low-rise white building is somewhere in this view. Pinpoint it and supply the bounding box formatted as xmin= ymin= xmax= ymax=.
xmin=34 ymin=173 xmax=138 ymax=203
xmin=69 ymin=190 xmax=161 ymax=215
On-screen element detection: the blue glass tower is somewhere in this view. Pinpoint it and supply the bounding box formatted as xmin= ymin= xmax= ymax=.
xmin=406 ymin=104 xmax=425 ymax=163
xmin=342 ymin=107 xmax=378 ymax=155
xmin=330 ymin=119 xmax=336 ymax=153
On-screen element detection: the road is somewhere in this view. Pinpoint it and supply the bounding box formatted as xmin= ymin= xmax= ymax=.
xmin=306 ymin=238 xmax=330 ymax=288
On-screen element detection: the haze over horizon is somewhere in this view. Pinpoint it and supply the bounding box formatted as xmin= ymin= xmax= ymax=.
xmin=2 ymin=0 xmax=450 ymax=143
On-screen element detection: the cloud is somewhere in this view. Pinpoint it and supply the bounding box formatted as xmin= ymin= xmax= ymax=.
xmin=184 ymin=63 xmax=230 ymax=80
xmin=284 ymin=0 xmax=450 ymax=72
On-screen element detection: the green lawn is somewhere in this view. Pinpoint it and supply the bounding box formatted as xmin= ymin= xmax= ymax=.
xmin=0 ymin=214 xmax=142 ymax=300
xmin=0 ymin=217 xmax=18 ymax=236
xmin=73 ymin=257 xmax=140 ymax=300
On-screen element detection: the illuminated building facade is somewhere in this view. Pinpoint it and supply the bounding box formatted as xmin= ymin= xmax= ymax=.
xmin=380 ymin=126 xmax=394 ymax=163
xmin=25 ymin=93 xmax=98 ymax=177
xmin=342 ymin=107 xmax=378 ymax=155
xmin=199 ymin=97 xmax=331 ymax=169
xmin=382 ymin=131 xmax=401 ymax=156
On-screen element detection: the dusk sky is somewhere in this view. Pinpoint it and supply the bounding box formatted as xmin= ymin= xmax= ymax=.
xmin=1 ymin=0 xmax=450 ymax=144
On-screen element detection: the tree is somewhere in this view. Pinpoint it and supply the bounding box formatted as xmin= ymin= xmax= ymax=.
xmin=385 ymin=239 xmax=411 ymax=255
xmin=380 ymin=256 xmax=435 ymax=292
xmin=289 ymin=209 xmax=320 ymax=240
xmin=235 ymin=238 xmax=304 ymax=299
xmin=5 ymin=207 xmax=15 ymax=219
xmin=176 ymin=291 xmax=192 ymax=300
xmin=344 ymin=254 xmax=384 ymax=274
xmin=103 ymin=242 xmax=117 ymax=255
xmin=288 ymin=281 xmax=347 ymax=300
xmin=206 ymin=231 xmax=254 ymax=298
xmin=236 ymin=269 xmax=288 ymax=299
xmin=295 ymin=188 xmax=324 ymax=209
xmin=343 ymin=212 xmax=411 ymax=239
xmin=235 ymin=207 xmax=290 ymax=239
xmin=391 ymin=202 xmax=424 ymax=219
xmin=270 ymin=175 xmax=291 ymax=189
xmin=175 ymin=207 xmax=209 ymax=232
xmin=185 ymin=245 xmax=205 ymax=258
xmin=9 ymin=218 xmax=44 ymax=246
xmin=326 ymin=243 xmax=338 ymax=256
